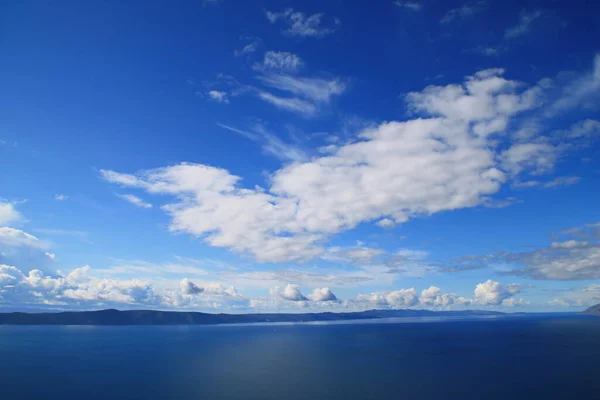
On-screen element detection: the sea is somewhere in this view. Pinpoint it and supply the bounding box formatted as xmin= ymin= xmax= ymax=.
xmin=1 ymin=314 xmax=599 ymax=400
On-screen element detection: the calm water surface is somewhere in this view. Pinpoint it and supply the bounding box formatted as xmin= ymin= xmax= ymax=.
xmin=1 ymin=314 xmax=599 ymax=400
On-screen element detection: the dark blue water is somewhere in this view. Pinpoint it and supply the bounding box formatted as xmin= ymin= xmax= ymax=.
xmin=1 ymin=315 xmax=599 ymax=400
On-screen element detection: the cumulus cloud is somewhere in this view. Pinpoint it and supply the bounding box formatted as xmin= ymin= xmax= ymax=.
xmin=474 ymin=280 xmax=521 ymax=305
xmin=180 ymin=278 xmax=204 ymax=295
xmin=419 ymin=285 xmax=471 ymax=307
xmin=265 ymin=9 xmax=341 ymax=38
xmin=0 ymin=228 xmax=55 ymax=275
xmin=0 ymin=264 xmax=246 ymax=310
xmin=350 ymin=285 xmax=476 ymax=309
xmin=1 ymin=260 xmax=527 ymax=312
xmin=117 ymin=194 xmax=153 ymax=209
xmin=100 ymin=58 xmax=598 ymax=264
xmin=308 ymin=287 xmax=337 ymax=302
xmin=0 ymin=264 xmax=161 ymax=307
xmin=274 ymin=284 xmax=308 ymax=301
xmin=0 ymin=201 xmax=21 ymax=226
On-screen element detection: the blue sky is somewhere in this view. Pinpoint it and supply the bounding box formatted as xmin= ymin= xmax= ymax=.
xmin=1 ymin=0 xmax=599 ymax=312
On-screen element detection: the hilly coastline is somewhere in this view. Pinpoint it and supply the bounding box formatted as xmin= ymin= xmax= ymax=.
xmin=0 ymin=308 xmax=504 ymax=326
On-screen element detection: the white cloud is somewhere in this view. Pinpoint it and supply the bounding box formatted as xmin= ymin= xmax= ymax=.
xmin=393 ymin=1 xmax=422 ymax=11
xmin=500 ymin=142 xmax=557 ymax=176
xmin=548 ymin=284 xmax=600 ymax=308
xmin=440 ymin=1 xmax=486 ymax=24
xmin=0 ymin=260 xmax=531 ymax=311
xmin=474 ymin=280 xmax=521 ymax=305
xmin=0 ymin=264 xmax=247 ymax=310
xmin=117 ymin=194 xmax=153 ymax=209
xmin=272 ymin=284 xmax=308 ymax=301
xmin=257 ymin=51 xmax=304 ymax=72
xmin=256 ymin=73 xmax=345 ymax=117
xmin=505 ymin=10 xmax=542 ymax=39
xmin=550 ymin=240 xmax=590 ymax=249
xmin=406 ymin=68 xmax=542 ymax=124
xmin=385 ymin=288 xmax=419 ymax=307
xmin=350 ymin=285 xmax=476 ymax=309
xmin=0 ymin=201 xmax=21 ymax=226
xmin=54 ymin=194 xmax=69 ymax=201
xmin=265 ymin=9 xmax=340 ymax=38
xmin=322 ymin=246 xmax=384 ymax=265
xmin=257 ymin=92 xmax=317 ymax=117
xmin=463 ymin=222 xmax=600 ymax=280
xmin=207 ymin=90 xmax=230 ymax=104
xmin=502 ymin=298 xmax=529 ymax=307
xmin=0 ymin=228 xmax=55 ymax=275
xmin=419 ymin=285 xmax=441 ymax=305
xmin=258 ymin=74 xmax=345 ymax=104
xmin=513 ymin=176 xmax=580 ymax=189
xmin=376 ymin=218 xmax=396 ymax=229
xmin=217 ymin=122 xmax=308 ymax=162
xmin=0 ymin=227 xmax=43 ymax=248
xmin=234 ymin=40 xmax=259 ymax=57
xmin=519 ymin=244 xmax=600 ymax=280
xmin=477 ymin=47 xmax=502 ymax=57
xmin=545 ymin=55 xmax=600 ymax=115
xmin=555 ymin=119 xmax=600 ymax=141
xmin=180 ymin=278 xmax=204 ymax=295
xmin=100 ymin=61 xmax=597 ymax=264
xmin=221 ymin=269 xmax=374 ymax=289
xmin=308 ymin=287 xmax=338 ymax=302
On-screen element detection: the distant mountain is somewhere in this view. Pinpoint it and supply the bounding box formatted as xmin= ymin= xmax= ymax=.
xmin=0 ymin=308 xmax=504 ymax=326
xmin=583 ymin=303 xmax=600 ymax=316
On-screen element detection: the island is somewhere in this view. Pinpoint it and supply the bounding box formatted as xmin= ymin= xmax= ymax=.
xmin=583 ymin=303 xmax=600 ymax=316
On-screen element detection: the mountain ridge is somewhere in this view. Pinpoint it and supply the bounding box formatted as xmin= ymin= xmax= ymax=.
xmin=0 ymin=308 xmax=505 ymax=325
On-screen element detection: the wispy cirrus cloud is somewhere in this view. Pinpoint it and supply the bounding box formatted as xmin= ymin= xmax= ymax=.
xmin=117 ymin=194 xmax=153 ymax=209
xmin=257 ymin=91 xmax=317 ymax=117
xmin=234 ymin=37 xmax=259 ymax=57
xmin=217 ymin=122 xmax=309 ymax=162
xmin=505 ymin=10 xmax=542 ymax=39
xmin=440 ymin=1 xmax=487 ymax=24
xmin=512 ymin=176 xmax=581 ymax=189
xmin=265 ymin=9 xmax=341 ymax=38
xmin=393 ymin=1 xmax=422 ymax=11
